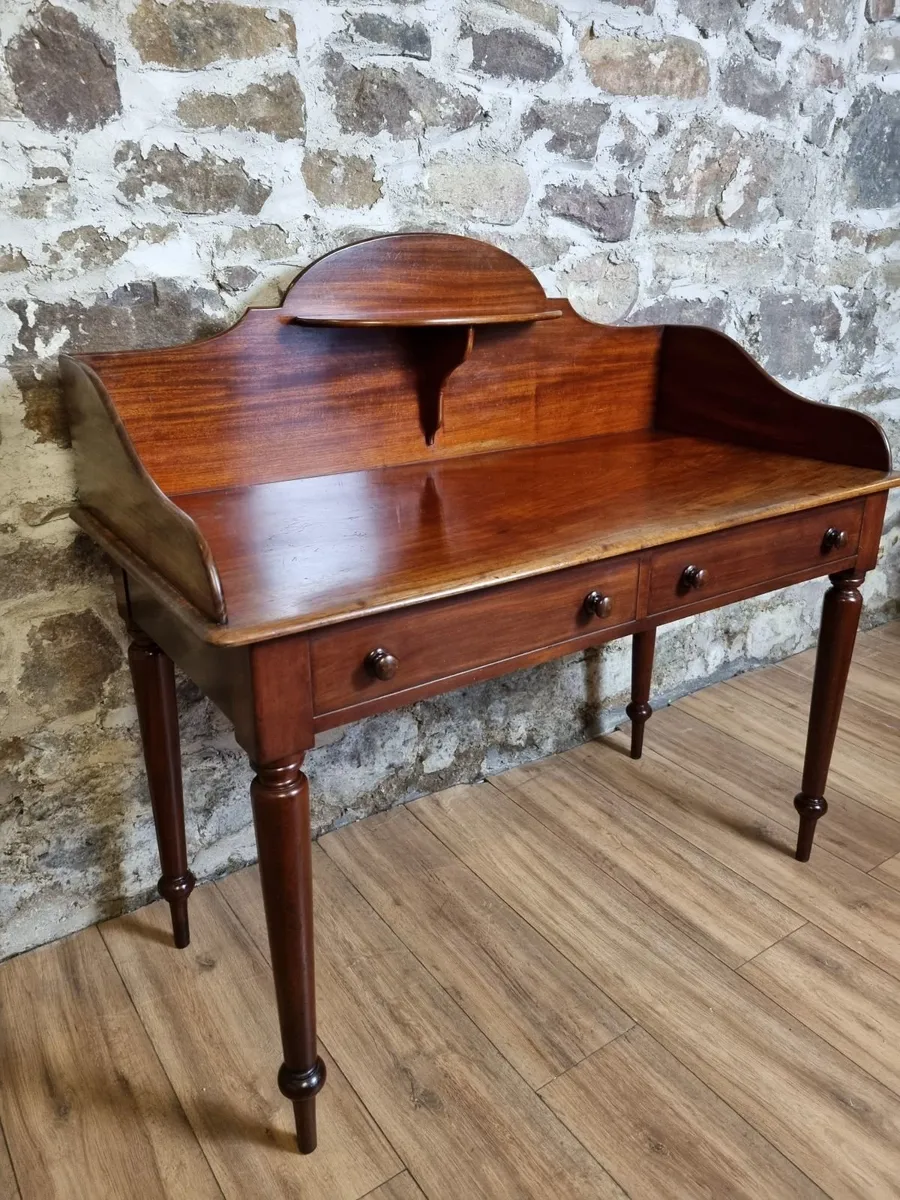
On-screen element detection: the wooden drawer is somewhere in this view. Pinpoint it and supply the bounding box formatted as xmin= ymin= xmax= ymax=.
xmin=647 ymin=499 xmax=864 ymax=617
xmin=311 ymin=556 xmax=640 ymax=715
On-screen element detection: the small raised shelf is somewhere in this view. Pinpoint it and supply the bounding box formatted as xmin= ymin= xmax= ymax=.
xmin=284 ymin=310 xmax=563 ymax=327
xmin=282 ymin=233 xmax=563 ymax=442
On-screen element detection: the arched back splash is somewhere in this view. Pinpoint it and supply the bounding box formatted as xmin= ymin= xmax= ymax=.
xmin=74 ymin=233 xmax=663 ymax=495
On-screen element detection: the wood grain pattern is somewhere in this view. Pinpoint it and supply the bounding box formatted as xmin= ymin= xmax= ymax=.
xmin=310 ymin=554 xmax=639 ymax=716
xmin=101 ymin=890 xmax=399 ymax=1199
xmin=172 ymin=432 xmax=892 ymax=642
xmin=490 ymin=755 xmax=805 ymax=967
xmin=868 ymin=621 xmax=900 ymax=645
xmin=414 ymin=783 xmax=900 ymax=1198
xmin=60 ymin=357 xmax=225 ymax=621
xmin=540 ymin=1026 xmax=826 ymax=1200
xmin=681 ymin=680 xmax=900 ymax=821
xmin=646 ymin=499 xmax=863 ymax=616
xmin=79 ymin=307 xmax=659 ymax=496
xmin=0 ymin=1126 xmax=19 ymax=1200
xmin=2 ymin=625 xmax=900 ymax=1195
xmin=570 ymin=736 xmax=900 ymax=984
xmin=60 ymin=227 xmax=900 ymax=1164
xmin=220 ymin=852 xmax=628 ymax=1200
xmin=658 ymin=325 xmax=893 ymax=470
xmin=361 ymin=1173 xmax=426 ymax=1200
xmin=0 ymin=928 xmax=221 ymax=1200
xmin=730 ymin=658 xmax=900 ymax=749
xmin=784 ymin=645 xmax=900 ymax=721
xmin=320 ymin=806 xmax=632 ymax=1088
xmin=645 ymin=704 xmax=900 ymax=871
xmin=871 ymin=853 xmax=900 ymax=890
xmin=739 ymin=925 xmax=900 ymax=1097
xmin=282 ymin=233 xmax=562 ymax=326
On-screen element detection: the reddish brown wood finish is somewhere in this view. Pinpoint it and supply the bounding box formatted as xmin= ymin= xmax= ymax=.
xmin=281 ymin=233 xmax=562 ymax=326
xmin=76 ymin=308 xmax=661 ymax=498
xmin=311 ymin=555 xmax=640 ymax=717
xmin=127 ymin=631 xmax=195 ymax=947
xmin=127 ymin=574 xmax=315 ymax=761
xmin=61 ymin=358 xmax=225 ymax=621
xmin=60 ymin=232 xmax=900 ymax=1154
xmin=857 ymin=491 xmax=889 ymax=571
xmin=627 ymin=629 xmax=656 ymax=760
xmin=249 ymin=758 xmax=324 ymax=1152
xmin=794 ymin=570 xmax=866 ymax=861
xmin=646 ymin=499 xmax=865 ymax=618
xmin=657 ymin=326 xmax=892 ymax=471
xmin=162 ymin=436 xmax=890 ymax=646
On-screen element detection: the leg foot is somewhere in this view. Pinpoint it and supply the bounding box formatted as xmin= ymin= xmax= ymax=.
xmin=279 ymin=1058 xmax=327 ymax=1153
xmin=128 ymin=632 xmax=195 ymax=947
xmin=251 ymin=758 xmax=324 ymax=1153
xmin=626 ymin=628 xmax=657 ymax=759
xmin=793 ymin=794 xmax=828 ymax=863
xmin=795 ymin=569 xmax=864 ymax=861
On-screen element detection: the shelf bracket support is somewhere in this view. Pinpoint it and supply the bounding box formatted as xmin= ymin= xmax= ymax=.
xmin=405 ymin=325 xmax=475 ymax=447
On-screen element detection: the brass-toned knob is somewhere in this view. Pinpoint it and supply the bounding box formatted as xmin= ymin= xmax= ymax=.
xmin=680 ymin=565 xmax=708 ymax=591
xmin=365 ymin=648 xmax=399 ymax=681
xmin=584 ymin=590 xmax=613 ymax=619
xmin=822 ymin=527 xmax=848 ymax=553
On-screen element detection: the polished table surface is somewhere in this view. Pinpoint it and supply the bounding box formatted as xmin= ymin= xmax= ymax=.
xmin=172 ymin=430 xmax=894 ymax=641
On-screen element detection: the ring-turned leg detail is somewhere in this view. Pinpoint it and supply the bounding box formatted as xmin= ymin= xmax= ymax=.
xmin=794 ymin=568 xmax=865 ymax=862
xmin=250 ymin=758 xmax=324 ymax=1153
xmin=626 ymin=628 xmax=657 ymax=760
xmin=128 ymin=631 xmax=195 ymax=948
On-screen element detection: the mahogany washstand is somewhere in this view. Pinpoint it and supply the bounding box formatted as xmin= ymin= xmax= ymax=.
xmin=61 ymin=234 xmax=900 ymax=1152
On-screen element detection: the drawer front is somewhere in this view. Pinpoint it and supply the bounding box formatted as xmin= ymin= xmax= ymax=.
xmin=647 ymin=499 xmax=864 ymax=617
xmin=311 ymin=556 xmax=640 ymax=715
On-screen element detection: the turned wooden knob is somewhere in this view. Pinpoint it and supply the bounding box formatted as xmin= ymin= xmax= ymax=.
xmin=584 ymin=591 xmax=613 ymax=618
xmin=365 ymin=648 xmax=399 ymax=680
xmin=680 ymin=565 xmax=708 ymax=591
xmin=822 ymin=527 xmax=848 ymax=553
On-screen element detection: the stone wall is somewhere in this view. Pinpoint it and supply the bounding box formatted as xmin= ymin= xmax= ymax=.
xmin=1 ymin=0 xmax=898 ymax=959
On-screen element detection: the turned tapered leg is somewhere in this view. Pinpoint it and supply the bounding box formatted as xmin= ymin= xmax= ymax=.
xmin=250 ymin=758 xmax=325 ymax=1154
xmin=794 ymin=569 xmax=865 ymax=862
xmin=128 ymin=632 xmax=195 ymax=948
xmin=626 ymin=628 xmax=657 ymax=759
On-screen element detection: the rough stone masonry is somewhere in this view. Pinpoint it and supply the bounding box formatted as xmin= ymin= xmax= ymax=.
xmin=1 ymin=0 xmax=898 ymax=959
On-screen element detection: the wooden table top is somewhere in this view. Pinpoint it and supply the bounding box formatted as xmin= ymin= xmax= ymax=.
xmin=171 ymin=431 xmax=896 ymax=643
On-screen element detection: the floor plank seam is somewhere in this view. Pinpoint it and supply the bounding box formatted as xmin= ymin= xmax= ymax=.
xmin=868 ymin=859 xmax=900 ymax=889
xmin=734 ymin=947 xmax=900 ymax=1104
xmin=624 ymin=709 xmax=900 ymax=863
xmin=666 ymin=698 xmax=900 ymax=838
xmin=398 ymin=796 xmax=813 ymax=1189
xmin=96 ymin=922 xmax=228 ymax=1200
xmin=488 ymin=768 xmax=809 ymax=970
xmin=732 ymin=922 xmax=811 ymax=973
xmin=532 ymin=1078 xmax=636 ymax=1200
xmin=315 ymin=836 xmax=604 ymax=1101
xmin=535 ymin=1025 xmax=636 ymax=1094
xmin=589 ymin=1024 xmax=835 ymax=1200
xmin=362 ymin=1167 xmax=421 ymax=1199
xmin=563 ymin=743 xmax=900 ymax=990
xmin=403 ymin=798 xmax=651 ymax=1034
xmin=0 ymin=1120 xmax=23 ymax=1200
xmin=212 ymin=877 xmax=414 ymax=1189
xmin=780 ymin=661 xmax=900 ymax=717
xmin=410 ymin=786 xmax=891 ymax=1198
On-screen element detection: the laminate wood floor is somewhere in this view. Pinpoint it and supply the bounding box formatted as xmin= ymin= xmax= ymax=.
xmin=2 ymin=622 xmax=900 ymax=1200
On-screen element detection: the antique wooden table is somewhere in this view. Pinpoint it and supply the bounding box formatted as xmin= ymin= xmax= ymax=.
xmin=62 ymin=234 xmax=900 ymax=1152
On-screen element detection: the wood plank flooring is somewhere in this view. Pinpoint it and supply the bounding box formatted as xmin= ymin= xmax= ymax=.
xmin=2 ymin=622 xmax=899 ymax=1199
